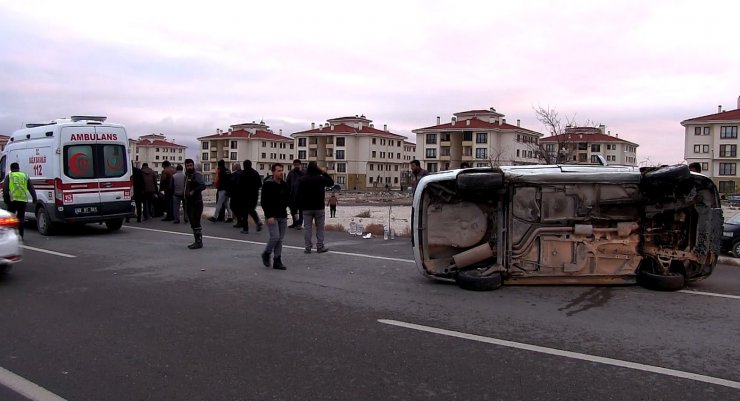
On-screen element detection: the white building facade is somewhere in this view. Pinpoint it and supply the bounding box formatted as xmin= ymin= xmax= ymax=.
xmin=682 ymin=104 xmax=740 ymax=194
xmin=291 ymin=115 xmax=408 ymax=190
xmin=412 ymin=108 xmax=543 ymax=172
xmin=539 ymin=127 xmax=638 ymax=165
xmin=132 ymin=134 xmax=187 ymax=169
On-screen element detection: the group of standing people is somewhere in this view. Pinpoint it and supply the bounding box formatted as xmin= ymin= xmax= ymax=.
xmin=208 ymin=159 xmax=264 ymax=234
xmin=260 ymin=159 xmax=334 ymax=270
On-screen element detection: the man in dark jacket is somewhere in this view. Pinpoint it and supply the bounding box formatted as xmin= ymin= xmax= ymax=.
xmin=160 ymin=160 xmax=176 ymax=221
xmin=184 ymin=159 xmax=206 ymax=249
xmin=297 ymin=161 xmax=334 ymax=253
xmin=140 ymin=163 xmax=158 ymax=220
xmin=286 ymin=159 xmax=304 ymax=228
xmin=260 ymin=163 xmax=289 ymax=270
xmin=240 ymin=160 xmax=263 ymax=234
xmin=209 ymin=160 xmax=233 ymax=223
xmin=229 ymin=163 xmax=245 ymax=228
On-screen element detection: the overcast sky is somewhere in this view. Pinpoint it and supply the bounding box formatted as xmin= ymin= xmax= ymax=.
xmin=1 ymin=0 xmax=738 ymax=165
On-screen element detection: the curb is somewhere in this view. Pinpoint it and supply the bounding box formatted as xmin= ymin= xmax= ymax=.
xmin=718 ymin=256 xmax=740 ymax=267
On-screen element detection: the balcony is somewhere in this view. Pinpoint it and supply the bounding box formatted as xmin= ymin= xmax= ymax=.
xmin=440 ymin=155 xmax=451 ymax=161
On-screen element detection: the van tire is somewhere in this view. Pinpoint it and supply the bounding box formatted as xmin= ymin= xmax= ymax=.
xmin=36 ymin=207 xmax=54 ymax=236
xmin=637 ymin=270 xmax=685 ymax=291
xmin=105 ymin=218 xmax=124 ymax=231
xmin=455 ymin=269 xmax=503 ymax=291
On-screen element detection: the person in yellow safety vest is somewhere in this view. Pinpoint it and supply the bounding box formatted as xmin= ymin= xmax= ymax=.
xmin=2 ymin=162 xmax=37 ymax=238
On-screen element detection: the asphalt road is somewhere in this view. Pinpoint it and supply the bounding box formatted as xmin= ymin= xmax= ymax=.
xmin=0 ymin=219 xmax=739 ymax=401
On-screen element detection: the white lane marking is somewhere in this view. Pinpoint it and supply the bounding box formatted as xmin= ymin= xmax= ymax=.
xmin=0 ymin=366 xmax=67 ymax=401
xmin=378 ymin=319 xmax=740 ymax=390
xmin=20 ymin=246 xmax=76 ymax=258
xmin=124 ymin=225 xmax=415 ymax=263
xmin=679 ymin=290 xmax=740 ymax=300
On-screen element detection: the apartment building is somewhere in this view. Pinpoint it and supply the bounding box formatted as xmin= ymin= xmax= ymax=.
xmin=132 ymin=134 xmax=188 ymax=169
xmin=401 ymin=140 xmax=417 ymax=189
xmin=412 ymin=108 xmax=543 ymax=172
xmin=539 ymin=126 xmax=638 ymax=165
xmin=0 ymin=135 xmax=9 ymax=152
xmin=197 ymin=121 xmax=294 ymax=184
xmin=291 ymin=115 xmax=408 ymax=190
xmin=682 ymin=102 xmax=740 ymax=194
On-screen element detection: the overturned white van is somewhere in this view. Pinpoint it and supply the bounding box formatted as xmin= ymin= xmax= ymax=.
xmin=412 ymin=164 xmax=723 ymax=291
xmin=1 ymin=116 xmax=132 ymax=234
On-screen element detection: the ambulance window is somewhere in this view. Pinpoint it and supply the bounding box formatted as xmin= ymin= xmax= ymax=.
xmin=0 ymin=155 xmax=5 ymax=181
xmin=102 ymin=145 xmax=127 ymax=178
xmin=64 ymin=145 xmax=95 ymax=179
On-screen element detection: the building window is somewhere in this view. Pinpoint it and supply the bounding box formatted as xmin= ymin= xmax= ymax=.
xmin=591 ymin=155 xmax=600 ymax=163
xmin=336 ymin=150 xmax=345 ymax=160
xmin=719 ymin=163 xmax=736 ymax=176
xmin=372 ymin=138 xmax=376 ymax=145
xmin=202 ymin=152 xmax=208 ymax=160
xmin=440 ymin=147 xmax=451 ymax=156
xmin=702 ymin=162 xmax=709 ymax=171
xmin=369 ymin=164 xmax=374 ymax=171
xmin=426 ymin=148 xmax=437 ymax=158
xmin=298 ymin=138 xmax=306 ymax=147
xmin=704 ymin=127 xmax=710 ymax=135
xmin=693 ymin=145 xmax=701 ymax=153
xmin=261 ymin=152 xmax=267 ymax=159
xmin=230 ymin=141 xmax=237 ymax=149
xmin=719 ymin=181 xmax=735 ymax=193
xmin=703 ymin=145 xmax=710 ymax=153
xmin=296 ymin=150 xmax=305 ymax=159
xmin=516 ymin=149 xmax=520 ymax=157
xmin=475 ymin=148 xmax=487 ymax=159
xmin=230 ymin=152 xmax=237 ymax=160
xmin=720 ymin=126 xmax=738 ymax=139
xmin=369 ymin=177 xmax=373 ymax=184
xmin=694 ymin=127 xmax=701 ymax=135
xmin=336 ymin=163 xmax=346 ymax=173
xmin=475 ymin=133 xmax=487 ymax=144
xmin=426 ymin=134 xmax=437 ymax=145
xmin=591 ymin=144 xmax=601 ymax=152
xmin=720 ymin=144 xmax=737 ymax=157
xmin=202 ymin=142 xmax=209 ymax=150
xmin=336 ymin=137 xmax=345 ymax=146
xmin=463 ymin=132 xmax=473 ymax=141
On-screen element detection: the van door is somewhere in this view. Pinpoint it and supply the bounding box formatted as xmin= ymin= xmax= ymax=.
xmin=61 ymin=127 xmax=102 ymax=216
xmin=94 ymin=126 xmax=130 ymax=215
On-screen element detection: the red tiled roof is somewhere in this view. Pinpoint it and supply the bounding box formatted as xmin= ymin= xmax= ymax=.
xmin=198 ymin=129 xmax=291 ymax=142
xmin=414 ymin=117 xmax=541 ymax=135
xmin=291 ymin=123 xmax=405 ymax=139
xmin=681 ymin=108 xmax=740 ymax=124
xmin=136 ymin=139 xmax=187 ymax=148
xmin=539 ymin=132 xmax=637 ymax=145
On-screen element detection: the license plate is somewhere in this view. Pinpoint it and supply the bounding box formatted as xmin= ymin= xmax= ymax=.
xmin=75 ymin=206 xmax=98 ymax=214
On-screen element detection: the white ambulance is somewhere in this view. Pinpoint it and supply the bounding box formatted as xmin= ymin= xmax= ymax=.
xmin=1 ymin=116 xmax=132 ymax=235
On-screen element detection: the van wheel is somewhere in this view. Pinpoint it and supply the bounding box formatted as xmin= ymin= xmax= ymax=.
xmin=455 ymin=268 xmax=503 ymax=291
xmin=637 ymin=270 xmax=685 ymax=291
xmin=105 ymin=218 xmax=124 ymax=231
xmin=732 ymin=241 xmax=740 ymax=258
xmin=36 ymin=207 xmax=54 ymax=236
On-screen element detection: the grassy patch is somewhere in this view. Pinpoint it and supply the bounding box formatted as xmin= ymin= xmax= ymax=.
xmin=354 ymin=210 xmax=372 ymax=218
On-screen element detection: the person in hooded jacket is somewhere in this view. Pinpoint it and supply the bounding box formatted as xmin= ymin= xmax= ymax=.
xmin=297 ymin=161 xmax=334 ymax=253
xmin=160 ymin=160 xmax=176 ymax=221
xmin=140 ymin=163 xmax=158 ymax=220
xmin=286 ymin=159 xmax=304 ymax=228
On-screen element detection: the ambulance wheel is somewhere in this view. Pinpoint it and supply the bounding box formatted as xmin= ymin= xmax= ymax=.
xmin=105 ymin=218 xmax=124 ymax=231
xmin=36 ymin=207 xmax=55 ymax=236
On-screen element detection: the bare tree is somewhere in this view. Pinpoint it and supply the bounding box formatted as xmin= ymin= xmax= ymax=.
xmin=528 ymin=106 xmax=591 ymax=164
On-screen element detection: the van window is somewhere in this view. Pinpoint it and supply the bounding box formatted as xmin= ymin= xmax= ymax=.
xmin=0 ymin=155 xmax=5 ymax=182
xmin=64 ymin=144 xmax=127 ymax=179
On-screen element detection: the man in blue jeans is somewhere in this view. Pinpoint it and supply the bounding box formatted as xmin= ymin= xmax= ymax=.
xmin=260 ymin=163 xmax=289 ymax=270
xmin=297 ymin=161 xmax=334 ymax=254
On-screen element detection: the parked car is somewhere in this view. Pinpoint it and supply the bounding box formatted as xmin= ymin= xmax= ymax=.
xmin=326 ymin=184 xmax=342 ymax=192
xmin=721 ymin=213 xmax=740 ymax=257
xmin=0 ymin=208 xmax=22 ymax=276
xmin=412 ymin=164 xmax=722 ymax=291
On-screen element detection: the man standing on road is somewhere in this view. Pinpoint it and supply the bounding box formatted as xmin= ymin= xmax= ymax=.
xmin=3 ymin=162 xmax=37 ymax=239
xmin=131 ymin=163 xmax=145 ymax=223
xmin=140 ymin=163 xmax=158 ymax=219
xmin=241 ymin=160 xmax=263 ymax=234
xmin=159 ymin=160 xmax=176 ymax=221
xmin=229 ymin=162 xmax=244 ymax=229
xmin=286 ymin=159 xmax=304 ymax=229
xmin=209 ymin=159 xmax=233 ymax=223
xmin=184 ymin=159 xmax=206 ymax=249
xmin=297 ymin=161 xmax=334 ymax=254
xmin=172 ymin=164 xmax=188 ymax=224
xmin=260 ymin=163 xmax=289 ymax=270
xmin=328 ymin=192 xmax=338 ymax=218
xmin=410 ymin=159 xmax=429 ymax=195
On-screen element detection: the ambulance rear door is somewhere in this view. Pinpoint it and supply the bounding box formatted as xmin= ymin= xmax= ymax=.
xmin=94 ymin=125 xmax=130 ymax=213
xmin=61 ymin=126 xmax=103 ymax=216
